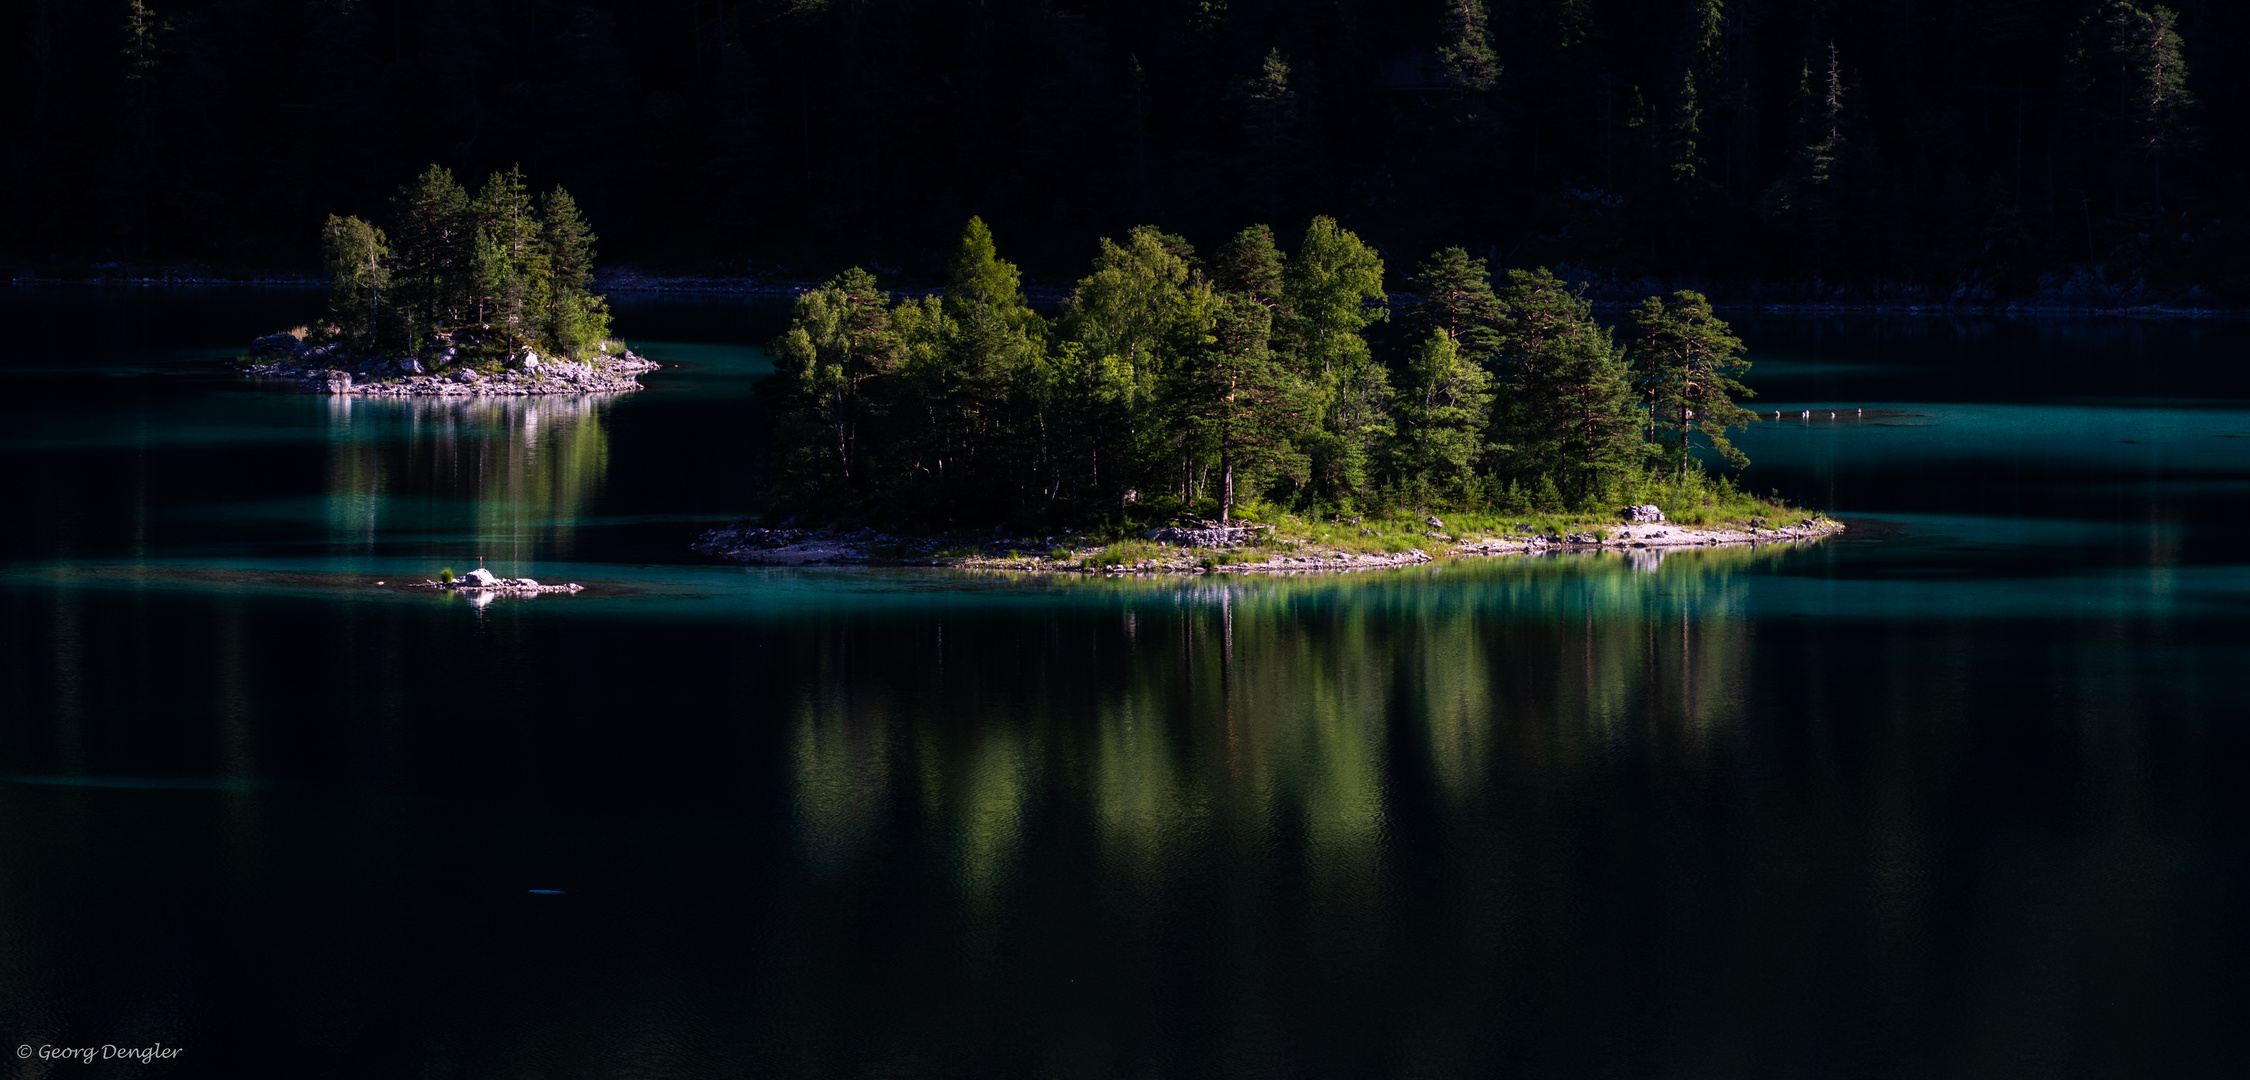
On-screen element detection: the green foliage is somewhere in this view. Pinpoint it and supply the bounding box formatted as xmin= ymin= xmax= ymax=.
xmin=1437 ymin=0 xmax=1500 ymax=96
xmin=310 ymin=165 xmax=610 ymax=363
xmin=320 ymin=214 xmax=388 ymax=351
xmin=756 ymin=221 xmax=1762 ymax=535
xmin=1407 ymin=247 xmax=1502 ymax=366
xmin=1628 ymin=289 xmax=1755 ymax=471
xmin=1497 ymin=308 xmax=1645 ymax=508
xmin=1285 ymin=217 xmax=1390 ymax=504
xmin=438 ymin=567 xmax=455 ymax=583
xmin=1173 ymin=286 xmax=1309 ymax=521
xmin=1392 ymin=330 xmax=1493 ymax=504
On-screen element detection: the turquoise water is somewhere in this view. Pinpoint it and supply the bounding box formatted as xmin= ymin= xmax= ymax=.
xmin=1 ymin=292 xmax=2244 ymax=1078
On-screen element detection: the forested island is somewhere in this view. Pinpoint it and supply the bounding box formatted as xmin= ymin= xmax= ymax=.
xmin=707 ymin=216 xmax=1839 ymax=574
xmin=240 ymin=166 xmax=656 ymax=397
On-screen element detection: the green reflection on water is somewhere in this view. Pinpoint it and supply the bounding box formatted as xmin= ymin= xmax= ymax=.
xmin=320 ymin=394 xmax=612 ymax=565
xmin=784 ymin=546 xmax=1785 ymax=903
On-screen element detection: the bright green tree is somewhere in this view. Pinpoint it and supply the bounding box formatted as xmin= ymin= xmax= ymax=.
xmin=320 ymin=214 xmax=388 ymax=351
xmin=1285 ymin=216 xmax=1390 ymax=505
xmin=911 ymin=218 xmax=1047 ymax=507
xmin=1055 ymin=226 xmax=1200 ymax=506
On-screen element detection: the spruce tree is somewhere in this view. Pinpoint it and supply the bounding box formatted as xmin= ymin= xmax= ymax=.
xmin=1506 ymin=321 xmax=1642 ymax=507
xmin=1627 ymin=290 xmax=1754 ymax=473
xmin=473 ymin=166 xmax=548 ymax=353
xmin=1393 ymin=329 xmax=1494 ymax=504
xmin=390 ymin=165 xmax=471 ymax=348
xmin=930 ymin=218 xmax=1045 ymax=503
xmin=539 ymin=186 xmax=608 ymax=356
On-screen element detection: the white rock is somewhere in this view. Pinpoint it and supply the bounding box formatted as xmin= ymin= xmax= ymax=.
xmin=462 ymin=568 xmax=498 ymax=586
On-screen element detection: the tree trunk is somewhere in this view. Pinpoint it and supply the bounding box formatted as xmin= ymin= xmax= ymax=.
xmin=1221 ymin=452 xmax=1234 ymax=522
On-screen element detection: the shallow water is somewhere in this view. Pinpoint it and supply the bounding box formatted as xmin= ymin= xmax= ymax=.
xmin=1 ymin=291 xmax=2244 ymax=1078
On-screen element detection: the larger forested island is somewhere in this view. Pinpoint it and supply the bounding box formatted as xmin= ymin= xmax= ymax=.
xmin=756 ymin=216 xmax=1781 ymax=541
xmin=241 ymin=166 xmax=656 ymax=397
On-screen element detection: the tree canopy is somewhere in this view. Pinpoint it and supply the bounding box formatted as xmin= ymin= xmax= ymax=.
xmin=759 ymin=217 xmax=1762 ymax=529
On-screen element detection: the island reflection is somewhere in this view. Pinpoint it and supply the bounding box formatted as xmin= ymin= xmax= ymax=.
xmin=321 ymin=394 xmax=612 ymax=564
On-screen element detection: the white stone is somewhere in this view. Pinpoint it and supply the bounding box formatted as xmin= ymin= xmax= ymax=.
xmin=462 ymin=568 xmax=498 ymax=586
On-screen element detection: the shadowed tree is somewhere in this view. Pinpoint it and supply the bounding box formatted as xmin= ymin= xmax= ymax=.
xmin=1393 ymin=329 xmax=1493 ymax=504
xmin=1628 ymin=289 xmax=1754 ymax=474
xmin=1174 ymin=286 xmax=1308 ymax=522
xmin=766 ymin=268 xmax=903 ymax=498
xmin=390 ymin=165 xmax=472 ymax=340
xmin=1407 ymin=247 xmax=1502 ymax=367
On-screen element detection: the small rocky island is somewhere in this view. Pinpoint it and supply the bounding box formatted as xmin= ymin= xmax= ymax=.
xmin=242 ymin=331 xmax=658 ymax=397
xmin=408 ymin=567 xmax=583 ymax=594
xmin=249 ymin=163 xmax=651 ymax=397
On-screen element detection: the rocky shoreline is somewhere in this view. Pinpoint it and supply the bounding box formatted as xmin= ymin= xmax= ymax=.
xmin=240 ymin=333 xmax=658 ymax=396
xmin=692 ymin=505 xmax=1845 ymax=577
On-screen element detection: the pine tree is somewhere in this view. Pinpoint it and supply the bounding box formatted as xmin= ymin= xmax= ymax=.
xmin=320 ymin=214 xmax=389 ymax=351
xmin=1628 ymin=290 xmax=1754 ymax=473
xmin=1213 ymin=224 xmax=1288 ymax=314
xmin=1491 ymin=266 xmax=1594 ymax=361
xmin=1174 ymin=286 xmax=1307 ymax=521
xmin=1407 ymin=247 xmax=1502 ymax=366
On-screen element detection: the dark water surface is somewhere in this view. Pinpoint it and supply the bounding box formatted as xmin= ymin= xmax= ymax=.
xmin=2 ymin=290 xmax=2245 ymax=1079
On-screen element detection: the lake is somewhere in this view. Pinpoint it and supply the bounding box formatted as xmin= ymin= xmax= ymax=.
xmin=1 ymin=289 xmax=2244 ymax=1078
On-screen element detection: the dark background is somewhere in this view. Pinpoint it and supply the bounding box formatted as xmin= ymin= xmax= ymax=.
xmin=2 ymin=0 xmax=2243 ymax=299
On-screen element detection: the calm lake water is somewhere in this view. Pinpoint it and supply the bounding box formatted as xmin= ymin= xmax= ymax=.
xmin=2 ymin=289 xmax=2245 ymax=1078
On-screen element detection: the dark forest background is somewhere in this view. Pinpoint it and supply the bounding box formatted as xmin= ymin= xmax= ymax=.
xmin=3 ymin=0 xmax=2241 ymax=301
